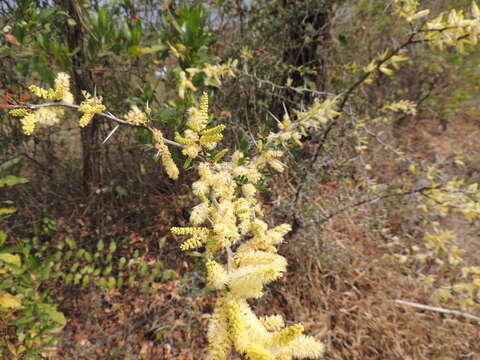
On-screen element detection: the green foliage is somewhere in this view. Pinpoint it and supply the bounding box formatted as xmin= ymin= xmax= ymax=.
xmin=0 ymin=157 xmax=65 ymax=359
xmin=33 ymin=235 xmax=169 ymax=292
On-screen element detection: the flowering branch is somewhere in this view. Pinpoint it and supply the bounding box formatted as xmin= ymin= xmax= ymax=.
xmin=6 ymin=101 xmax=183 ymax=148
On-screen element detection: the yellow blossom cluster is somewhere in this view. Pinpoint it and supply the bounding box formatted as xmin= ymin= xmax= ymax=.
xmin=171 ymin=93 xmax=325 ymax=359
xmin=266 ymin=97 xmax=340 ymax=146
xmin=186 ymin=59 xmax=238 ymax=88
xmin=206 ymin=294 xmax=324 ymax=360
xmin=176 ymin=57 xmax=237 ymax=99
xmin=392 ymin=163 xmax=480 ymax=308
xmin=11 ymin=71 xmax=327 ymax=357
xmin=28 ymin=72 xmax=74 ymax=103
xmin=175 ymin=92 xmax=225 ymax=162
xmin=78 ymin=90 xmax=106 ymax=127
xmin=124 ymin=105 xmax=148 ymax=126
xmin=10 ymin=72 xmax=74 ymax=135
xmin=393 ymin=0 xmax=430 ymax=23
xmin=152 ymin=129 xmax=179 ymax=180
xmin=363 ymin=51 xmax=409 ymax=82
xmin=381 ymin=100 xmax=417 ymax=115
xmin=178 ymin=70 xmax=197 ymax=99
xmin=424 ymin=2 xmax=480 ymax=52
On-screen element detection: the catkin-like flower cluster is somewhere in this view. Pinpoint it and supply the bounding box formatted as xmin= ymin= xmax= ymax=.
xmin=267 ymin=97 xmax=339 ymax=146
xmin=11 ymin=72 xmax=74 ymax=135
xmin=78 ymin=91 xmax=106 ymax=127
xmin=152 ymin=129 xmax=179 ymax=180
xmin=424 ymin=2 xmax=480 ymax=52
xmin=175 ymin=92 xmax=225 ymax=162
xmin=171 ymin=93 xmax=326 ymax=360
xmin=125 ymin=105 xmax=148 ymax=126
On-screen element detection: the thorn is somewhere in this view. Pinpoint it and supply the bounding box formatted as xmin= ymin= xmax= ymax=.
xmin=102 ymin=125 xmax=119 ymax=144
xmin=268 ymin=110 xmax=280 ymax=123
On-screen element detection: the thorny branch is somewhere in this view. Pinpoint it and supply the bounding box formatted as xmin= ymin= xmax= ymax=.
xmin=6 ymin=101 xmax=184 ymax=148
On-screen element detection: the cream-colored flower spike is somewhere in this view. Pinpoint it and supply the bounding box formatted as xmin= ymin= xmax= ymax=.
xmin=13 ymin=72 xmax=75 ymax=135
xmin=171 ymin=93 xmax=326 ymax=360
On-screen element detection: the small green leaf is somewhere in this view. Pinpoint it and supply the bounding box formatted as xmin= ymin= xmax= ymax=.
xmin=82 ymin=275 xmax=90 ymax=286
xmin=65 ymin=238 xmax=76 ymax=250
xmin=76 ymin=249 xmax=85 ymax=259
xmin=0 ymin=231 xmax=6 ymax=246
xmin=115 ymin=186 xmax=127 ymax=196
xmin=97 ymin=240 xmax=104 ymax=251
xmin=108 ymin=241 xmax=117 ymax=253
xmin=104 ymin=253 xmax=112 ymax=263
xmin=103 ymin=265 xmax=112 ymax=276
xmin=74 ymin=273 xmax=82 ymax=284
xmin=64 ymin=273 xmax=73 ymax=284
xmin=84 ymin=251 xmax=93 ymax=262
xmin=128 ymin=274 xmax=135 ymax=284
xmin=0 ymin=175 xmax=29 ymax=188
xmin=139 ymin=261 xmax=148 ymax=276
xmin=0 ymin=156 xmax=22 ymax=171
xmin=41 ymin=304 xmax=66 ymax=325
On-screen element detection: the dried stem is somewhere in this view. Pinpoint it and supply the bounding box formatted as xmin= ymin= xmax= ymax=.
xmin=393 ymin=299 xmax=480 ymax=324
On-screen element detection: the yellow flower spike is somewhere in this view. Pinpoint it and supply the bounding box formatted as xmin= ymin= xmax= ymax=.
xmin=54 ymin=72 xmax=73 ymax=102
xmin=272 ymin=324 xmax=304 ymax=346
xmin=78 ymin=91 xmax=106 ymax=127
xmin=200 ymin=132 xmax=224 ymax=147
xmin=206 ymin=259 xmax=227 ymax=289
xmin=182 ymin=144 xmax=201 ymax=159
xmin=9 ymin=108 xmax=30 ymax=117
xmin=190 ymin=201 xmax=210 ymax=225
xmin=207 ymin=298 xmax=232 ymax=360
xmin=213 ymin=149 xmax=229 ymax=163
xmin=175 ymin=132 xmax=197 ymax=145
xmin=200 ymin=92 xmax=209 ymax=117
xmin=21 ymin=112 xmax=36 ymax=135
xmin=260 ymin=315 xmax=284 ymax=331
xmin=178 ymin=71 xmax=196 ymax=99
xmin=28 ymin=85 xmax=54 ymax=100
xmin=171 ymin=227 xmax=209 ymax=236
xmin=225 ymin=300 xmax=249 ymax=350
xmin=187 ymin=107 xmax=208 ymax=132
xmin=180 ymin=235 xmax=205 ymax=251
xmin=125 ymin=105 xmax=148 ymax=126
xmin=152 ymin=129 xmax=179 ymax=179
xmin=245 ymin=344 xmax=274 ymax=360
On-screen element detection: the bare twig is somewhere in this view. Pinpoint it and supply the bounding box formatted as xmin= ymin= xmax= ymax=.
xmin=317 ymin=186 xmax=438 ymax=224
xmin=393 ymin=299 xmax=480 ymax=324
xmin=239 ymin=70 xmax=336 ymax=97
xmin=226 ymin=245 xmax=233 ymax=273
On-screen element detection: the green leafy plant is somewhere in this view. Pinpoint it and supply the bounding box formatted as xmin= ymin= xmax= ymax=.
xmin=0 ymin=158 xmax=65 ymax=360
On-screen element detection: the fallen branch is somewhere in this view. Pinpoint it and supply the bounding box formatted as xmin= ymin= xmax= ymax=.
xmin=393 ymin=299 xmax=480 ymax=324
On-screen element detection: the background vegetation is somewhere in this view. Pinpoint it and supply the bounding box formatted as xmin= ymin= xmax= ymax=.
xmin=0 ymin=0 xmax=479 ymax=359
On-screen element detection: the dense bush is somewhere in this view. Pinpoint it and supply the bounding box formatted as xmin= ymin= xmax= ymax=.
xmin=1 ymin=0 xmax=479 ymax=359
